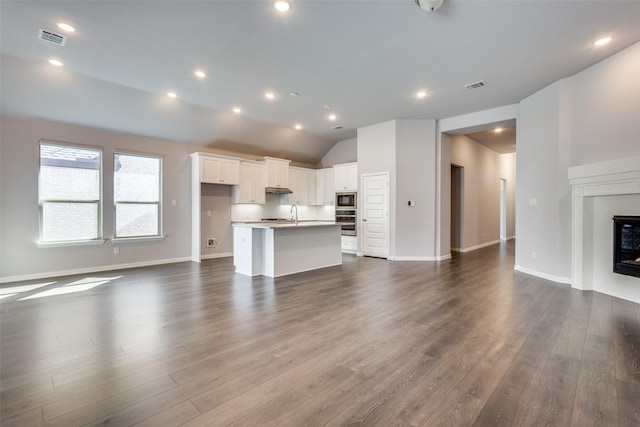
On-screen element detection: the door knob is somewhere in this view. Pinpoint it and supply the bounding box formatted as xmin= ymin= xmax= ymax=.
xmin=363 ymin=219 xmax=367 ymax=222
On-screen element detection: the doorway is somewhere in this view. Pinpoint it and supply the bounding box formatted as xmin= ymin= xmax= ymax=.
xmin=500 ymin=178 xmax=507 ymax=240
xmin=451 ymin=165 xmax=464 ymax=251
xmin=361 ymin=172 xmax=389 ymax=259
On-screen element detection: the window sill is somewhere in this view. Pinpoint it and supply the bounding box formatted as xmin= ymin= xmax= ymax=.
xmin=37 ymin=239 xmax=106 ymax=248
xmin=112 ymin=236 xmax=165 ymax=244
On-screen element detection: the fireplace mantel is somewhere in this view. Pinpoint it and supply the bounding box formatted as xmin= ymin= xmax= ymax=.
xmin=569 ymin=156 xmax=640 ymax=292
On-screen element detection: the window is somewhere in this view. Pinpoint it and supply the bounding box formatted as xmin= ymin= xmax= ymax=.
xmin=39 ymin=142 xmax=102 ymax=243
xmin=114 ymin=152 xmax=162 ymax=238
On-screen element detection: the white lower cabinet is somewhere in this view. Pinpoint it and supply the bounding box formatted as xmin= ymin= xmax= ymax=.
xmin=341 ymin=236 xmax=357 ymax=252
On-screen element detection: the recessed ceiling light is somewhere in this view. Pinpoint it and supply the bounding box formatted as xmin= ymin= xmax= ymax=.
xmin=167 ymin=91 xmax=177 ymax=98
xmin=273 ymin=1 xmax=291 ymax=12
xmin=265 ymin=92 xmax=276 ymax=100
xmin=294 ymin=124 xmax=302 ymax=130
xmin=594 ymin=37 xmax=612 ymax=46
xmin=324 ymin=105 xmax=333 ymax=109
xmin=57 ymin=22 xmax=76 ymax=32
xmin=193 ymin=70 xmax=206 ymax=78
xmin=48 ymin=59 xmax=63 ymax=67
xmin=328 ymin=114 xmax=337 ymax=121
xmin=289 ymin=91 xmax=300 ymax=97
xmin=416 ymin=91 xmax=427 ymax=98
xmin=494 ymin=127 xmax=503 ymax=133
xmin=232 ymin=107 xmax=242 ymax=114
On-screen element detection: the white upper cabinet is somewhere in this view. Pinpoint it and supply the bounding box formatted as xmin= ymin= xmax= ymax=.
xmin=316 ymin=168 xmax=335 ymax=206
xmin=288 ymin=167 xmax=309 ymax=205
xmin=264 ymin=157 xmax=290 ymax=189
xmin=333 ymin=163 xmax=358 ymax=191
xmin=200 ymin=155 xmax=240 ymax=185
xmin=232 ymin=161 xmax=266 ymax=204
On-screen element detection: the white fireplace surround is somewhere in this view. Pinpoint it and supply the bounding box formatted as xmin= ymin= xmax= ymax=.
xmin=569 ymin=156 xmax=640 ymax=302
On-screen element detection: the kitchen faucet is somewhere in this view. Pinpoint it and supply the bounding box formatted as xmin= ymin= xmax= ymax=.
xmin=290 ymin=204 xmax=298 ymax=225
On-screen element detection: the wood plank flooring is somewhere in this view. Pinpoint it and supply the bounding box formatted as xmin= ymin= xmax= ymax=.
xmin=1 ymin=240 xmax=639 ymax=426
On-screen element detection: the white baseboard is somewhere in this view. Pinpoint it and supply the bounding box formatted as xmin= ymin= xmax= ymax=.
xmin=201 ymin=252 xmax=232 ymax=260
xmin=501 ymin=236 xmax=516 ymax=241
xmin=457 ymin=239 xmax=501 ymax=253
xmin=514 ymin=265 xmax=572 ymax=285
xmin=0 ymin=256 xmax=192 ymax=284
xmin=389 ymin=254 xmax=451 ymax=261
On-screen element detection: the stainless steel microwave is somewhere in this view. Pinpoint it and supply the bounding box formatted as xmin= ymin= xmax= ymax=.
xmin=336 ymin=192 xmax=356 ymax=208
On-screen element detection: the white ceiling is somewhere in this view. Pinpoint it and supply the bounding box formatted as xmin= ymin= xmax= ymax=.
xmin=1 ymin=1 xmax=639 ymax=164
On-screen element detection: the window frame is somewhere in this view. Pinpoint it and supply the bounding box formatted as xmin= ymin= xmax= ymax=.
xmin=38 ymin=140 xmax=104 ymax=247
xmin=113 ymin=150 xmax=164 ymax=241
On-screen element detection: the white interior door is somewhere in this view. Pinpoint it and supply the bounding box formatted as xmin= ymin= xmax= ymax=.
xmin=361 ymin=173 xmax=389 ymax=258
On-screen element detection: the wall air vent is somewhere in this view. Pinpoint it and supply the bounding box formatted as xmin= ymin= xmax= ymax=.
xmin=331 ymin=125 xmax=343 ymax=130
xmin=38 ymin=29 xmax=67 ymax=46
xmin=464 ymin=80 xmax=486 ymax=90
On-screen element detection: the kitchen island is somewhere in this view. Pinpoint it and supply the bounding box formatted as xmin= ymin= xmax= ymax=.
xmin=233 ymin=221 xmax=342 ymax=277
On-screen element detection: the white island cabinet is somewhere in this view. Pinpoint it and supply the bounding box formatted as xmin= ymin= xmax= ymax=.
xmin=233 ymin=222 xmax=341 ymax=277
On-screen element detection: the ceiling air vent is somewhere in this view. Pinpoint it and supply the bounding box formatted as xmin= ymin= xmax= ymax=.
xmin=38 ymin=29 xmax=67 ymax=46
xmin=331 ymin=125 xmax=343 ymax=130
xmin=464 ymin=80 xmax=486 ymax=90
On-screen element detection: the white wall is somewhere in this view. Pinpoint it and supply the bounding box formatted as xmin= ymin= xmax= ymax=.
xmin=357 ymin=119 xmax=438 ymax=260
xmin=501 ymin=152 xmax=517 ymax=240
xmin=570 ymin=42 xmax=640 ymax=166
xmin=1 ymin=115 xmax=193 ymax=280
xmin=516 ymin=41 xmax=640 ymax=284
xmin=318 ymin=137 xmax=357 ymax=168
xmin=357 ymin=121 xmax=397 ymax=256
xmin=515 ymin=80 xmax=572 ymax=282
xmin=395 ymin=120 xmax=437 ymax=259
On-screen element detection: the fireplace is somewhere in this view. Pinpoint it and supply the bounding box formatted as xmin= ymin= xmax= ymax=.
xmin=613 ymin=216 xmax=640 ymax=278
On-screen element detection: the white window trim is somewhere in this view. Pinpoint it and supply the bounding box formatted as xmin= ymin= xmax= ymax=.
xmin=39 ymin=140 xmax=104 ymax=244
xmin=112 ymin=236 xmax=165 ymax=244
xmin=37 ymin=239 xmax=106 ymax=248
xmin=113 ymin=151 xmax=163 ymax=239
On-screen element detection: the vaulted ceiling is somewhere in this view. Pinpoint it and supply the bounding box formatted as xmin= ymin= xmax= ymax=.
xmin=2 ymin=1 xmax=639 ymax=164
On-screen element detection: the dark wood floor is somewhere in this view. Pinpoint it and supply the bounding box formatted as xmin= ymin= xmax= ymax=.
xmin=1 ymin=241 xmax=639 ymax=426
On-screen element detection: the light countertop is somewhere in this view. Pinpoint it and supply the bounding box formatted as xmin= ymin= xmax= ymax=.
xmin=232 ymin=221 xmax=338 ymax=229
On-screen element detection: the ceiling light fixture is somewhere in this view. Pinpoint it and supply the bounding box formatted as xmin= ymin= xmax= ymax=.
xmin=48 ymin=59 xmax=63 ymax=67
xmin=57 ymin=22 xmax=76 ymax=32
xmin=273 ymin=1 xmax=291 ymax=12
xmin=294 ymin=124 xmax=302 ymax=130
xmin=594 ymin=37 xmax=612 ymax=46
xmin=167 ymin=91 xmax=177 ymax=98
xmin=416 ymin=91 xmax=427 ymax=98
xmin=232 ymin=107 xmax=242 ymax=114
xmin=494 ymin=127 xmax=503 ymax=133
xmin=415 ymin=0 xmax=445 ymax=13
xmin=193 ymin=70 xmax=206 ymax=78
xmin=328 ymin=114 xmax=337 ymax=121
xmin=265 ymin=92 xmax=276 ymax=100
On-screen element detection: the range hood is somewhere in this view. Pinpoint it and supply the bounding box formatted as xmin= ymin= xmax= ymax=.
xmin=265 ymin=186 xmax=292 ymax=194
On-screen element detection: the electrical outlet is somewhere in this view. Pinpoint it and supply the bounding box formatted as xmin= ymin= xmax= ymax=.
xmin=206 ymin=238 xmax=217 ymax=248
xmin=113 ymin=247 xmax=119 ymax=255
